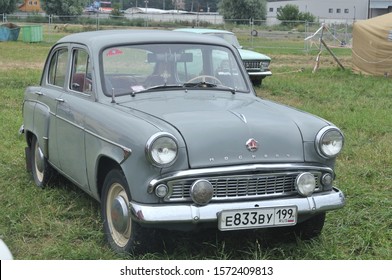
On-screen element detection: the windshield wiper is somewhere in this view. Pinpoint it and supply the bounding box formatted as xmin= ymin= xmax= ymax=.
xmin=129 ymin=82 xmax=239 ymax=97
xmin=183 ymin=81 xmax=217 ymax=88
xmin=130 ymin=84 xmax=184 ymax=97
xmin=183 ymin=82 xmax=237 ymax=94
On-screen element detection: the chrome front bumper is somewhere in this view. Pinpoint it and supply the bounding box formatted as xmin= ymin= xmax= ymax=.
xmin=130 ymin=187 xmax=345 ymax=226
xmin=248 ymin=70 xmax=272 ymax=77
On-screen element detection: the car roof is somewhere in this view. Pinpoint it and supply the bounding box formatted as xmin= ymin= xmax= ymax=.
xmin=174 ymin=28 xmax=234 ymax=35
xmin=56 ymin=29 xmax=233 ymax=50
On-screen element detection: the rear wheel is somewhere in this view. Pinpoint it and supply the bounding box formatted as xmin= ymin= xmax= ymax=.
xmin=31 ymin=136 xmax=53 ymax=188
xmin=101 ymin=169 xmax=143 ymax=254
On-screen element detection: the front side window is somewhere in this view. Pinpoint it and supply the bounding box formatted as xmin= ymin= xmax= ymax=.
xmin=102 ymin=43 xmax=249 ymax=96
xmin=70 ymin=48 xmax=93 ymax=94
xmin=48 ymin=48 xmax=68 ymax=87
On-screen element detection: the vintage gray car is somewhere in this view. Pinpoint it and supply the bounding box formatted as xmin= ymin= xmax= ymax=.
xmin=21 ymin=29 xmax=345 ymax=253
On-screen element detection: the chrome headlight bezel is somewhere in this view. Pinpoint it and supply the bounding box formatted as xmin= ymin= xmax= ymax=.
xmin=145 ymin=132 xmax=178 ymax=168
xmin=315 ymin=126 xmax=344 ymax=159
xmin=260 ymin=60 xmax=270 ymax=70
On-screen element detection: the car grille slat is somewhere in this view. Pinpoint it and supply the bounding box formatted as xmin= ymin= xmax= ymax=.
xmin=244 ymin=60 xmax=261 ymax=70
xmin=243 ymin=60 xmax=270 ymax=71
xmin=166 ymin=172 xmax=320 ymax=202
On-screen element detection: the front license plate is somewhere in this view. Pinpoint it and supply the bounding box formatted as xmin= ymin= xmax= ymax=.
xmin=218 ymin=206 xmax=297 ymax=231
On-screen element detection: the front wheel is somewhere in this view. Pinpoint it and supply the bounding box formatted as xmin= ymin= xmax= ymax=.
xmin=251 ymin=77 xmax=263 ymax=86
xmin=101 ymin=169 xmax=143 ymax=254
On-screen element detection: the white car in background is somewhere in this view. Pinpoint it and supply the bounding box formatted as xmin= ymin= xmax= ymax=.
xmin=174 ymin=28 xmax=272 ymax=85
xmin=0 ymin=239 xmax=13 ymax=260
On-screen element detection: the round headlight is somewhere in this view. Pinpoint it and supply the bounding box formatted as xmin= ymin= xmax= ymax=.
xmin=316 ymin=126 xmax=344 ymax=158
xmin=295 ymin=172 xmax=316 ymax=197
xmin=146 ymin=132 xmax=178 ymax=167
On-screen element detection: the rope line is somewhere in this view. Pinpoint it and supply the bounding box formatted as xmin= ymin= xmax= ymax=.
xmin=351 ymin=48 xmax=392 ymax=64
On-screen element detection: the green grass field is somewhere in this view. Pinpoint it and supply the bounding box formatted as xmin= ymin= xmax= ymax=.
xmin=0 ymin=30 xmax=391 ymax=260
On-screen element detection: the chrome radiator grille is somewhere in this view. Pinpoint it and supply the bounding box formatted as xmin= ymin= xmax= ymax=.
xmin=243 ymin=60 xmax=261 ymax=70
xmin=165 ymin=172 xmax=321 ymax=202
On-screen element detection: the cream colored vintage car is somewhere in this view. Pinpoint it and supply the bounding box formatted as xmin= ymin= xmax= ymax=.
xmin=21 ymin=30 xmax=345 ymax=253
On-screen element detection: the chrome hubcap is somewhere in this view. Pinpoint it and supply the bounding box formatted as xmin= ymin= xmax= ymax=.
xmin=106 ymin=183 xmax=132 ymax=247
xmin=34 ymin=141 xmax=45 ymax=182
xmin=111 ymin=196 xmax=129 ymax=234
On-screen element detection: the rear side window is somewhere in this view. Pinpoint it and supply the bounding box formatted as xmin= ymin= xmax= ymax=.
xmin=48 ymin=48 xmax=68 ymax=87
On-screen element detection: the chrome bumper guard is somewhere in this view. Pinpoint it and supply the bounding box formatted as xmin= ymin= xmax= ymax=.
xmin=130 ymin=187 xmax=345 ymax=225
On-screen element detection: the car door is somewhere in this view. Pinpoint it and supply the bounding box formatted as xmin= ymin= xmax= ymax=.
xmin=39 ymin=45 xmax=70 ymax=170
xmin=55 ymin=46 xmax=93 ymax=190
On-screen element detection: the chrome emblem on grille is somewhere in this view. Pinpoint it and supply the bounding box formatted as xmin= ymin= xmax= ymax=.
xmin=246 ymin=138 xmax=258 ymax=152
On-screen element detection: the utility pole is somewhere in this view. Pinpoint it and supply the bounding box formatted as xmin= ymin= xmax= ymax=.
xmin=144 ymin=0 xmax=148 ymax=12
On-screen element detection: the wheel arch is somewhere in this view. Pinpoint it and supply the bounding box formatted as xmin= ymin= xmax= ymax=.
xmin=96 ymin=156 xmax=123 ymax=201
xmin=24 ymin=130 xmax=34 ymax=147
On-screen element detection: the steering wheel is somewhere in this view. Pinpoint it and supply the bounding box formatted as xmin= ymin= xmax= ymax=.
xmin=186 ymin=75 xmax=222 ymax=85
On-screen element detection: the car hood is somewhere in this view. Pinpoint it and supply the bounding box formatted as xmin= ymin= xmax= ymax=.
xmin=119 ymin=92 xmax=326 ymax=168
xmin=238 ymin=48 xmax=271 ymax=61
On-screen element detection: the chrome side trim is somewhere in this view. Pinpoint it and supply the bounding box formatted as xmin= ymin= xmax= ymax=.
xmin=57 ymin=114 xmax=84 ymax=130
xmin=49 ymin=112 xmax=132 ymax=161
xmin=25 ymin=99 xmax=132 ymax=161
xmin=85 ymin=128 xmax=132 ymax=159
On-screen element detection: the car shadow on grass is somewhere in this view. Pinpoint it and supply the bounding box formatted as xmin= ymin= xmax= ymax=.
xmin=131 ymin=226 xmax=310 ymax=259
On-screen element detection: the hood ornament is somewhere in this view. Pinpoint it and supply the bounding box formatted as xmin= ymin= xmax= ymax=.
xmin=246 ymin=138 xmax=258 ymax=152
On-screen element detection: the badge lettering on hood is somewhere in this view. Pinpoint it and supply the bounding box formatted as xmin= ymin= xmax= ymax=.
xmin=246 ymin=138 xmax=258 ymax=152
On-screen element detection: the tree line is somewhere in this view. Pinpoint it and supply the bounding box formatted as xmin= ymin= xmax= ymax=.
xmin=1 ymin=0 xmax=263 ymax=18
xmin=1 ymin=1 xmax=315 ymax=23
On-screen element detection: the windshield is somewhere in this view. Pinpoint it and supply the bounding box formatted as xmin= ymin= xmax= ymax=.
xmin=207 ymin=33 xmax=241 ymax=48
xmin=102 ymin=43 xmax=249 ymax=96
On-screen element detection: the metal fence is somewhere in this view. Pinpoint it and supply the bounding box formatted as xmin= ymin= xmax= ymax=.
xmin=223 ymin=19 xmax=353 ymax=53
xmin=1 ymin=12 xmax=353 ymax=52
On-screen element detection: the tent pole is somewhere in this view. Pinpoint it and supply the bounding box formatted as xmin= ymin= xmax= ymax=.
xmin=320 ymin=39 xmax=345 ymax=70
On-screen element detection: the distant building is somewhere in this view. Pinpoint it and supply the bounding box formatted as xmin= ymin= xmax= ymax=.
xmin=369 ymin=0 xmax=392 ymax=17
xmin=18 ymin=0 xmax=43 ymax=13
xmin=266 ymin=0 xmax=392 ymax=24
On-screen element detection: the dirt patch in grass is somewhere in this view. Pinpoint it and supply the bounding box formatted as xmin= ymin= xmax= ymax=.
xmin=272 ymin=54 xmax=315 ymax=68
xmin=0 ymin=61 xmax=44 ymax=70
xmin=271 ymin=54 xmax=352 ymax=71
